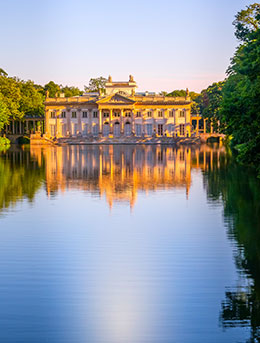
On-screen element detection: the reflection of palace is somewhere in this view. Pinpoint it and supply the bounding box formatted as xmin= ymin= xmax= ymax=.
xmin=30 ymin=145 xmax=226 ymax=209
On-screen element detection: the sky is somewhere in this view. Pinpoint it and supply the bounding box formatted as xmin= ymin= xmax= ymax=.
xmin=0 ymin=0 xmax=253 ymax=93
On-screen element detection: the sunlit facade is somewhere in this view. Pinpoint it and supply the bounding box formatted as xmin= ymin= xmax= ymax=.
xmin=44 ymin=76 xmax=192 ymax=138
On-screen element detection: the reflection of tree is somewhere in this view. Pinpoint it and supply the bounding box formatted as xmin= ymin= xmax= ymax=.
xmin=203 ymin=156 xmax=260 ymax=342
xmin=0 ymin=148 xmax=45 ymax=213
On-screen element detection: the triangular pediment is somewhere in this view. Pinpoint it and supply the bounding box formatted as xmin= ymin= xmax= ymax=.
xmin=97 ymin=93 xmax=136 ymax=104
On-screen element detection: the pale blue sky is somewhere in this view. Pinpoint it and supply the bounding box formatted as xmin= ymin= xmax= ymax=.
xmin=0 ymin=0 xmax=252 ymax=92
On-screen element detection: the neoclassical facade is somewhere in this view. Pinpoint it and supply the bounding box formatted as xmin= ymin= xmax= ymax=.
xmin=45 ymin=75 xmax=192 ymax=138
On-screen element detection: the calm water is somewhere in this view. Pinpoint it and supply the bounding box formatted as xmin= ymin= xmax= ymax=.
xmin=0 ymin=144 xmax=259 ymax=343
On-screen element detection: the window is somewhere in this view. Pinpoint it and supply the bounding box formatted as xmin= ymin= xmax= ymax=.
xmin=136 ymin=111 xmax=141 ymax=117
xmin=61 ymin=111 xmax=66 ymax=118
xmin=50 ymin=124 xmax=56 ymax=136
xmin=82 ymin=111 xmax=88 ymax=118
xmin=158 ymin=124 xmax=163 ymax=135
xmin=135 ymin=124 xmax=142 ymax=136
xmin=93 ymin=124 xmax=98 ymax=135
xmin=113 ymin=112 xmax=120 ymax=117
xmin=103 ymin=112 xmax=109 ymax=118
xmin=169 ymin=111 xmax=174 ymax=117
xmin=180 ymin=124 xmax=185 ymax=135
xmin=50 ymin=111 xmax=56 ymax=119
xmin=125 ymin=112 xmax=131 ymax=117
xmin=147 ymin=111 xmax=152 ymax=117
xmin=146 ymin=124 xmax=153 ymax=136
xmin=93 ymin=111 xmax=98 ymax=118
xmin=158 ymin=111 xmax=163 ymax=117
xmin=179 ymin=110 xmax=185 ymax=118
xmin=72 ymin=111 xmax=77 ymax=118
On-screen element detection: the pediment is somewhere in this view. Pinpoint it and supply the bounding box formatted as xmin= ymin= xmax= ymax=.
xmin=97 ymin=93 xmax=136 ymax=104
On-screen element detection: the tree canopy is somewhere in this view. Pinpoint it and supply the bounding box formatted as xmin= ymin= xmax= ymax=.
xmin=220 ymin=3 xmax=260 ymax=174
xmin=84 ymin=77 xmax=107 ymax=93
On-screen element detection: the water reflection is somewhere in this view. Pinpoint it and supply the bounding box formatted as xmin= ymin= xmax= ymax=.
xmin=203 ymin=156 xmax=260 ymax=341
xmin=0 ymin=147 xmax=45 ymax=213
xmin=30 ymin=144 xmax=226 ymax=208
xmin=0 ymin=144 xmax=259 ymax=342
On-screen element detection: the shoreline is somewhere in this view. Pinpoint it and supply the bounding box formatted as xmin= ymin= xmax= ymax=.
xmin=30 ymin=136 xmax=203 ymax=146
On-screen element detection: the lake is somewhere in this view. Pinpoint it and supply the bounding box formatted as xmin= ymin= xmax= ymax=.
xmin=0 ymin=144 xmax=259 ymax=343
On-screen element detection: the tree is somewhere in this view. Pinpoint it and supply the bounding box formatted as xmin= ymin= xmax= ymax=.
xmin=0 ymin=94 xmax=9 ymax=131
xmin=84 ymin=77 xmax=107 ymax=93
xmin=0 ymin=68 xmax=7 ymax=77
xmin=19 ymin=80 xmax=45 ymax=117
xmin=0 ymin=76 xmax=22 ymax=119
xmin=220 ymin=3 xmax=260 ymax=174
xmin=44 ymin=81 xmax=61 ymax=98
xmin=61 ymin=86 xmax=83 ymax=97
xmin=233 ymin=3 xmax=260 ymax=41
xmin=196 ymin=81 xmax=225 ymax=130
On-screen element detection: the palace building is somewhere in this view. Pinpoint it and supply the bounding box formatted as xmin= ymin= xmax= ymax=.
xmin=44 ymin=75 xmax=193 ymax=138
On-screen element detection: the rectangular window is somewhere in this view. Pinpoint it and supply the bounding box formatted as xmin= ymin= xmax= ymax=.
xmin=136 ymin=111 xmax=141 ymax=117
xmin=158 ymin=124 xmax=163 ymax=136
xmin=158 ymin=111 xmax=163 ymax=117
xmin=169 ymin=111 xmax=174 ymax=117
xmin=103 ymin=113 xmax=109 ymax=118
xmin=179 ymin=110 xmax=185 ymax=118
xmin=93 ymin=124 xmax=98 ymax=135
xmin=71 ymin=111 xmax=77 ymax=118
xmin=113 ymin=112 xmax=120 ymax=117
xmin=125 ymin=112 xmax=131 ymax=117
xmin=146 ymin=124 xmax=153 ymax=136
xmin=82 ymin=111 xmax=88 ymax=118
xmin=50 ymin=112 xmax=56 ymax=119
xmin=50 ymin=124 xmax=56 ymax=136
xmin=135 ymin=124 xmax=142 ymax=136
xmin=147 ymin=111 xmax=152 ymax=117
xmin=180 ymin=124 xmax=185 ymax=135
xmin=93 ymin=111 xmax=98 ymax=118
xmin=61 ymin=111 xmax=66 ymax=118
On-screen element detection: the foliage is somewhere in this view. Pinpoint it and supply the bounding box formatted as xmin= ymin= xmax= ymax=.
xmin=19 ymin=80 xmax=45 ymax=117
xmin=44 ymin=81 xmax=61 ymax=98
xmin=220 ymin=3 xmax=260 ymax=174
xmin=196 ymin=81 xmax=225 ymax=130
xmin=0 ymin=94 xmax=9 ymax=131
xmin=0 ymin=137 xmax=10 ymax=147
xmin=84 ymin=77 xmax=107 ymax=93
xmin=0 ymin=75 xmax=22 ymax=119
xmin=61 ymin=85 xmax=83 ymax=97
xmin=167 ymin=89 xmax=199 ymax=100
xmin=0 ymin=68 xmax=7 ymax=77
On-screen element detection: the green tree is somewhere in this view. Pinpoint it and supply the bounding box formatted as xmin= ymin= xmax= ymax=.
xmin=0 ymin=94 xmax=9 ymax=131
xmin=0 ymin=75 xmax=22 ymax=120
xmin=0 ymin=68 xmax=7 ymax=77
xmin=19 ymin=80 xmax=45 ymax=117
xmin=44 ymin=81 xmax=61 ymax=98
xmin=84 ymin=77 xmax=107 ymax=93
xmin=220 ymin=3 xmax=260 ymax=174
xmin=196 ymin=81 xmax=225 ymax=130
xmin=61 ymin=85 xmax=83 ymax=97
